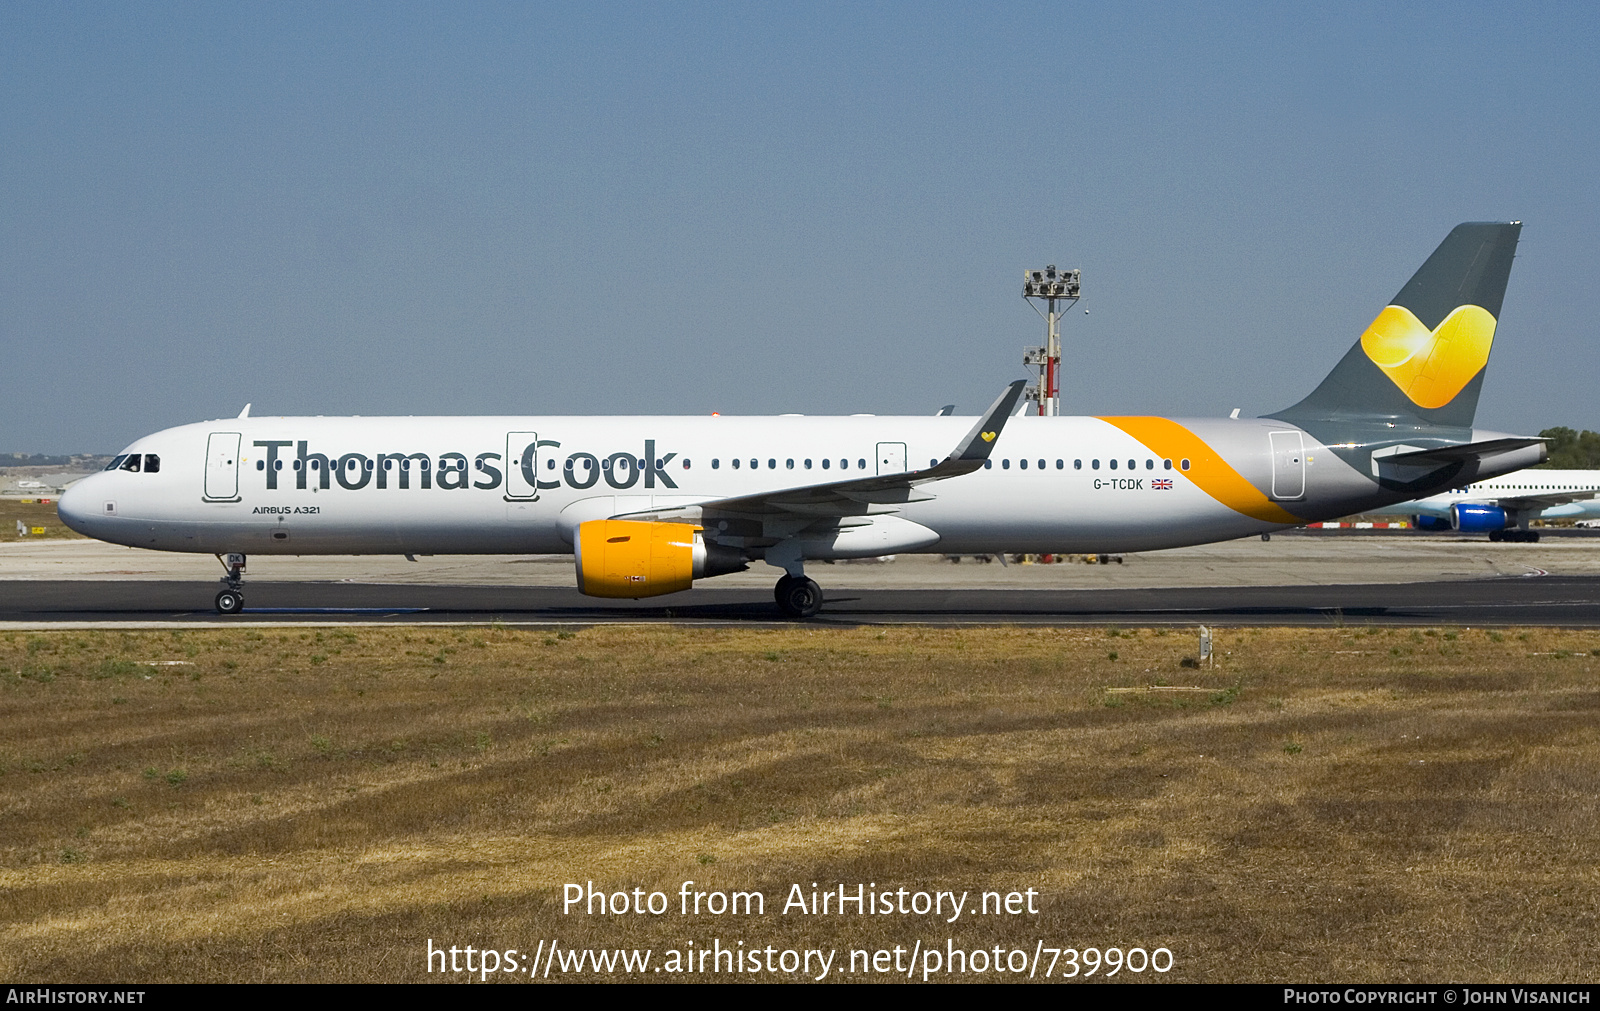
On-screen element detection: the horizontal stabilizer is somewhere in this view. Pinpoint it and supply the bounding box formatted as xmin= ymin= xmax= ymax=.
xmin=1382 ymin=437 xmax=1545 ymax=467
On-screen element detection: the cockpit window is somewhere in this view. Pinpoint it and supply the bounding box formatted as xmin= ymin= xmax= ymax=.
xmin=143 ymin=454 xmax=160 ymax=473
xmin=105 ymin=455 xmax=128 ymax=471
xmin=120 ymin=454 xmax=142 ymax=473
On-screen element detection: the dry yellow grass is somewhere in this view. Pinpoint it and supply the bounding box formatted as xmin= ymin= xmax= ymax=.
xmin=2 ymin=624 xmax=1598 ymax=982
xmin=0 ymin=498 xmax=79 ymax=541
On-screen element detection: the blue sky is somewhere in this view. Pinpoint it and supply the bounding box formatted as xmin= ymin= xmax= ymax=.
xmin=3 ymin=2 xmax=1596 ymax=452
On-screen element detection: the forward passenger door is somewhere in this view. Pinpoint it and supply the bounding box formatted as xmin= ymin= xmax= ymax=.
xmin=203 ymin=432 xmax=241 ymax=502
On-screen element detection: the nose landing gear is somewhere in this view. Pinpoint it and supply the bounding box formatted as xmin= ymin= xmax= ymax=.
xmin=215 ymin=553 xmax=246 ymax=614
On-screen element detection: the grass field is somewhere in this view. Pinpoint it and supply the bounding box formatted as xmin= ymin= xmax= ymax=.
xmin=2 ymin=624 xmax=1598 ymax=983
xmin=0 ymin=498 xmax=80 ymax=542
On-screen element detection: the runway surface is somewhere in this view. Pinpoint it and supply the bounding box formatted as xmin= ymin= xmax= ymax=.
xmin=5 ymin=575 xmax=1600 ymax=627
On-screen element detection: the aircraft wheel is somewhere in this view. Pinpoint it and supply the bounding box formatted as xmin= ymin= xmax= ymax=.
xmin=1529 ymin=531 xmax=1541 ymax=543
xmin=773 ymin=574 xmax=796 ymax=605
xmin=215 ymin=590 xmax=244 ymax=615
xmin=1489 ymin=530 xmax=1503 ymax=542
xmin=775 ymin=576 xmax=823 ymax=619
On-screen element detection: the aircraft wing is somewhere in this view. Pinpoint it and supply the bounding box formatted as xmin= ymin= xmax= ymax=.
xmin=612 ymin=381 xmax=1026 ymax=525
xmin=1491 ymin=489 xmax=1600 ymax=511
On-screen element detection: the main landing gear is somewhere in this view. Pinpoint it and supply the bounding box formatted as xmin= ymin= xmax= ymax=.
xmin=774 ymin=573 xmax=823 ymax=620
xmin=1489 ymin=529 xmax=1540 ymax=543
xmin=215 ymin=552 xmax=246 ymax=614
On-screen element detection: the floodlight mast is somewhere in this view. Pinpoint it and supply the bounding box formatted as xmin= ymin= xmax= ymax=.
xmin=1021 ymin=266 xmax=1081 ymax=417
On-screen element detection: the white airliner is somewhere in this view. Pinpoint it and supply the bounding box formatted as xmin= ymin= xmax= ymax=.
xmin=1363 ymin=469 xmax=1600 ymax=542
xmin=59 ymin=222 xmax=1545 ymax=617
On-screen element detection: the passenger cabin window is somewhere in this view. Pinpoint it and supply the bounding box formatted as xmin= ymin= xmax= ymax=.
xmin=732 ymin=459 xmax=740 ymax=469
xmin=822 ymin=459 xmax=830 ymax=469
xmin=858 ymin=459 xmax=866 ymax=469
xmin=805 ymin=459 xmax=813 ymax=469
xmin=1003 ymin=459 xmax=1011 ymax=469
xmin=984 ymin=460 xmax=992 ymax=469
xmin=1181 ymin=459 xmax=1191 ymax=470
xmin=1018 ymin=459 xmax=1025 ymax=469
xmin=683 ymin=459 xmax=691 ymax=470
xmin=1074 ymin=459 xmax=1082 ymax=470
xmin=1039 ymin=459 xmax=1046 ymax=470
xmin=1145 ymin=459 xmax=1153 ymax=470
xmin=1056 ymin=459 xmax=1064 ymax=469
xmin=1163 ymin=459 xmax=1172 ymax=470
xmin=1127 ymin=459 xmax=1135 ymax=470
xmin=1092 ymin=459 xmax=1100 ymax=470
xmin=1109 ymin=459 xmax=1117 ymax=470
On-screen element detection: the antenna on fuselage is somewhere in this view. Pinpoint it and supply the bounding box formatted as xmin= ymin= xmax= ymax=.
xmin=1022 ymin=266 xmax=1081 ymax=416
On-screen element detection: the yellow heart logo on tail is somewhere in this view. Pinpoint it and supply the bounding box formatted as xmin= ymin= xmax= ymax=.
xmin=980 ymin=431 xmax=996 ymax=442
xmin=1359 ymin=304 xmax=1497 ymax=410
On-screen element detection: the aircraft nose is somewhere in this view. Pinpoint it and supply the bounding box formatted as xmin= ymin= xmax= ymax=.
xmin=56 ymin=476 xmax=100 ymax=535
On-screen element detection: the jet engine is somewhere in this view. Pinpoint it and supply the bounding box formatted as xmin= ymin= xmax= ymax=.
xmin=1450 ymin=503 xmax=1509 ymax=533
xmin=574 ymin=519 xmax=746 ymax=598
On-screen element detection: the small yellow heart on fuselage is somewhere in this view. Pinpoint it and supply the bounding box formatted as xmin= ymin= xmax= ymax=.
xmin=980 ymin=431 xmax=996 ymax=442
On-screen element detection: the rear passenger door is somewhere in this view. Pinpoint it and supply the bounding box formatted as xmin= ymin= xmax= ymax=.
xmin=1269 ymin=430 xmax=1305 ymax=501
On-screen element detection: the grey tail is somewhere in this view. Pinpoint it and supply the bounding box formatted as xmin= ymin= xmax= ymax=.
xmin=1268 ymin=221 xmax=1521 ymax=430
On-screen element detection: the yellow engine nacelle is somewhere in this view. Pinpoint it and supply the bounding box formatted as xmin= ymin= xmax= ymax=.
xmin=575 ymin=520 xmax=744 ymax=598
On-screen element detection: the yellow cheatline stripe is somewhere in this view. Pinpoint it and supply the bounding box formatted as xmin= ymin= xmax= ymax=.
xmin=1096 ymin=416 xmax=1303 ymax=524
xmin=1359 ymin=303 xmax=1496 ymax=410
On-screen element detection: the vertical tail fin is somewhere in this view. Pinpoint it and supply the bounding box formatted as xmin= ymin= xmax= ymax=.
xmin=1269 ymin=221 xmax=1521 ymax=429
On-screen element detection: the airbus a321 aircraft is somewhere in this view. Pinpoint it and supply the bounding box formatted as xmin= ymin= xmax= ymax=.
xmin=1365 ymin=469 xmax=1600 ymax=542
xmin=60 ymin=222 xmax=1544 ymax=618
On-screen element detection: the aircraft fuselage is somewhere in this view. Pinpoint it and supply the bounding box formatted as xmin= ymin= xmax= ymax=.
xmin=59 ymin=413 xmax=1535 ymax=558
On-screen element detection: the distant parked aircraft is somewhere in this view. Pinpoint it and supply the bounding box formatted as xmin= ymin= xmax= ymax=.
xmin=1364 ymin=469 xmax=1600 ymax=542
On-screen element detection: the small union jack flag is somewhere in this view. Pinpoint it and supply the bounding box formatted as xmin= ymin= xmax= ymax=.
xmin=1152 ymin=479 xmax=1173 ymax=490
